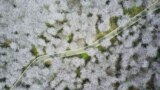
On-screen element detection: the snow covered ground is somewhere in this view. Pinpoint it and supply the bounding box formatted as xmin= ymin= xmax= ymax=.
xmin=0 ymin=0 xmax=160 ymax=90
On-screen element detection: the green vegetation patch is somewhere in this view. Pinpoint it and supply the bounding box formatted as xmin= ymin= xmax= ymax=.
xmin=45 ymin=22 xmax=54 ymax=28
xmin=44 ymin=5 xmax=49 ymax=12
xmin=154 ymin=8 xmax=160 ymax=14
xmin=38 ymin=33 xmax=50 ymax=43
xmin=56 ymin=19 xmax=68 ymax=25
xmin=127 ymin=85 xmax=140 ymax=90
xmin=110 ymin=36 xmax=122 ymax=45
xmin=44 ymin=59 xmax=52 ymax=68
xmin=112 ymin=82 xmax=120 ymax=90
xmin=87 ymin=13 xmax=93 ymax=17
xmin=63 ymin=86 xmax=70 ymax=90
xmin=94 ymin=31 xmax=108 ymax=41
xmin=79 ymin=53 xmax=91 ymax=61
xmin=43 ymin=46 xmax=46 ymax=55
xmin=30 ymin=45 xmax=39 ymax=57
xmin=75 ymin=67 xmax=81 ymax=78
xmin=109 ymin=16 xmax=119 ymax=30
xmin=21 ymin=66 xmax=27 ymax=73
xmin=154 ymin=48 xmax=160 ymax=60
xmin=0 ymin=77 xmax=6 ymax=82
xmin=146 ymin=74 xmax=155 ymax=90
xmin=157 ymin=48 xmax=160 ymax=58
xmin=67 ymin=33 xmax=74 ymax=43
xmin=132 ymin=38 xmax=141 ymax=47
xmin=57 ymin=28 xmax=63 ymax=34
xmin=4 ymin=85 xmax=10 ymax=90
xmin=21 ymin=59 xmax=36 ymax=73
xmin=79 ymin=53 xmax=91 ymax=65
xmin=0 ymin=39 xmax=11 ymax=48
xmin=96 ymin=45 xmax=107 ymax=53
xmin=94 ymin=16 xmax=119 ymax=42
xmin=124 ymin=6 xmax=145 ymax=17
xmin=109 ymin=16 xmax=121 ymax=45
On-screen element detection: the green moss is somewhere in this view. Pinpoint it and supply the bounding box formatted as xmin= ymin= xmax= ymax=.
xmin=67 ymin=33 xmax=74 ymax=43
xmin=0 ymin=39 xmax=11 ymax=48
xmin=30 ymin=45 xmax=39 ymax=57
xmin=124 ymin=6 xmax=145 ymax=17
xmin=96 ymin=45 xmax=107 ymax=53
xmin=38 ymin=33 xmax=50 ymax=43
xmin=45 ymin=22 xmax=54 ymax=28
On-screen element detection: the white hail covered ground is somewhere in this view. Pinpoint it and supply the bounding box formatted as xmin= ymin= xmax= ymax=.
xmin=0 ymin=0 xmax=160 ymax=90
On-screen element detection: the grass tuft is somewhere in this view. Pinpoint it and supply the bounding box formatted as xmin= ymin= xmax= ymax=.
xmin=39 ymin=33 xmax=50 ymax=43
xmin=79 ymin=53 xmax=91 ymax=65
xmin=124 ymin=6 xmax=145 ymax=17
xmin=67 ymin=33 xmax=74 ymax=43
xmin=45 ymin=22 xmax=54 ymax=28
xmin=96 ymin=45 xmax=107 ymax=53
xmin=154 ymin=8 xmax=160 ymax=14
xmin=76 ymin=67 xmax=81 ymax=78
xmin=30 ymin=45 xmax=39 ymax=57
xmin=64 ymin=86 xmax=70 ymax=90
xmin=127 ymin=85 xmax=140 ymax=90
xmin=0 ymin=39 xmax=11 ymax=48
xmin=79 ymin=53 xmax=91 ymax=61
xmin=94 ymin=16 xmax=118 ymax=42
xmin=43 ymin=47 xmax=47 ymax=55
xmin=109 ymin=16 xmax=118 ymax=30
xmin=94 ymin=31 xmax=108 ymax=41
xmin=109 ymin=16 xmax=121 ymax=45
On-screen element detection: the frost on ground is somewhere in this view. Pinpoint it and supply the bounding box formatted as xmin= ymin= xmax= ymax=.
xmin=0 ymin=0 xmax=160 ymax=90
